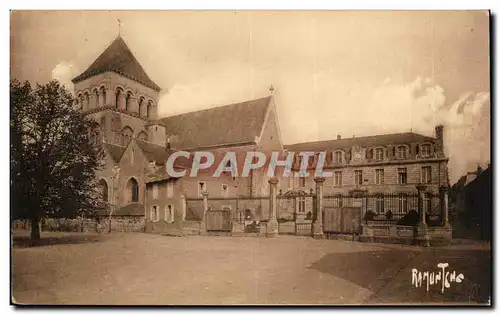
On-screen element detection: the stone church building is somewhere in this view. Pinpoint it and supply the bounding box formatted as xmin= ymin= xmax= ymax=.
xmin=72 ymin=36 xmax=449 ymax=232
xmin=72 ymin=36 xmax=283 ymax=222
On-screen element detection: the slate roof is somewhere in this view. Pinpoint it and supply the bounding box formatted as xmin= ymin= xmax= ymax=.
xmin=135 ymin=140 xmax=174 ymax=163
xmin=103 ymin=143 xmax=126 ymax=163
xmin=285 ymin=132 xmax=436 ymax=152
xmin=114 ymin=202 xmax=144 ymax=216
xmin=161 ymin=96 xmax=271 ymax=150
xmin=145 ymin=169 xmax=182 ymax=184
xmin=72 ymin=36 xmax=160 ymax=91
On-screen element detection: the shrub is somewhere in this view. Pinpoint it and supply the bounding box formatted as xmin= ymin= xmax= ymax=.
xmin=397 ymin=210 xmax=419 ymax=226
xmin=385 ymin=210 xmax=393 ymax=220
xmin=306 ymin=211 xmax=312 ymax=220
xmin=364 ymin=210 xmax=376 ymax=221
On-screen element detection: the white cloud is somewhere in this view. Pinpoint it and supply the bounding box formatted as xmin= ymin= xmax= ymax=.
xmin=153 ymin=62 xmax=490 ymax=183
xmin=442 ymin=92 xmax=490 ymax=183
xmin=51 ymin=61 xmax=79 ymax=95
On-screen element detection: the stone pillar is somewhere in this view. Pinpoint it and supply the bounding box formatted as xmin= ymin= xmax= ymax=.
xmin=180 ymin=194 xmax=186 ymax=222
xmin=416 ymin=184 xmax=430 ymax=246
xmin=267 ymin=177 xmax=279 ymax=237
xmin=313 ymin=177 xmax=325 ymax=239
xmin=201 ymin=191 xmax=209 ymax=235
xmin=440 ymin=185 xmax=450 ymax=227
xmin=416 ymin=184 xmax=427 ymax=228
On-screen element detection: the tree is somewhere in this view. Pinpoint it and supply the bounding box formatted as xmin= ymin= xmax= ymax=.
xmin=10 ymin=79 xmax=104 ymax=240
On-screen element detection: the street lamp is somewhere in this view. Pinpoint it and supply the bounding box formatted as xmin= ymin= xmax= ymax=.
xmin=109 ymin=165 xmax=121 ymax=233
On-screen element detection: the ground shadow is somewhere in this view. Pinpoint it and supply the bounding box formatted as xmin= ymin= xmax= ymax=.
xmin=309 ymin=248 xmax=491 ymax=304
xmin=12 ymin=233 xmax=104 ymax=248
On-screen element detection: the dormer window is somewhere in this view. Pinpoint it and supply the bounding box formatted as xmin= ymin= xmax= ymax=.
xmin=421 ymin=144 xmax=431 ymax=157
xmin=374 ymin=148 xmax=384 ymax=161
xmin=396 ymin=146 xmax=408 ymax=159
xmin=334 ymin=151 xmax=343 ymax=164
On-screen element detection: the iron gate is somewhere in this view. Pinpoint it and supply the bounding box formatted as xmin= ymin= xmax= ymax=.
xmin=205 ymin=209 xmax=232 ymax=232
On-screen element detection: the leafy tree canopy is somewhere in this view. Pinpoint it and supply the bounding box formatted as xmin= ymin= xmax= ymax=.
xmin=10 ymin=79 xmax=105 ymax=239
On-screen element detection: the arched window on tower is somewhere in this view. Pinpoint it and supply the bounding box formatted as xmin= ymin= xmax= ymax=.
xmin=147 ymin=101 xmax=153 ymax=118
xmin=125 ymin=92 xmax=132 ymax=111
xmin=99 ymin=179 xmax=109 ymax=202
xmin=115 ymin=88 xmax=123 ymax=109
xmin=100 ymin=86 xmax=106 ymax=107
xmin=126 ymin=178 xmax=139 ymax=203
xmin=121 ymin=126 xmax=133 ymax=145
xmin=93 ymin=88 xmax=99 ymax=108
xmin=138 ymin=97 xmax=146 ymax=117
xmin=84 ymin=92 xmax=90 ymax=109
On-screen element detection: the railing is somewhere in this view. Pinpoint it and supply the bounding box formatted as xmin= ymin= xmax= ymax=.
xmin=323 ymin=192 xmax=442 ymax=226
xmin=185 ymin=196 xmax=270 ymax=223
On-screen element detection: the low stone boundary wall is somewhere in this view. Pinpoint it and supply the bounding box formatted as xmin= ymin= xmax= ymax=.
xmin=359 ymin=224 xmax=452 ymax=245
xmin=12 ymin=216 xmax=145 ymax=233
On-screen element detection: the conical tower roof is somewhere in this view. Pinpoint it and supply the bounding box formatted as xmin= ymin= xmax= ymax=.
xmin=72 ymin=36 xmax=160 ymax=91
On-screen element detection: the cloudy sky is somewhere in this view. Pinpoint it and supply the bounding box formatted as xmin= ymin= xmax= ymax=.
xmin=10 ymin=10 xmax=490 ymax=182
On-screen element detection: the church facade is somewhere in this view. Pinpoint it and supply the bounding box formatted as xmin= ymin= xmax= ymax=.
xmin=72 ymin=36 xmax=449 ymax=231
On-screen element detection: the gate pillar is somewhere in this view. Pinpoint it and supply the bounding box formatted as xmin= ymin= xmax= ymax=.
xmin=200 ymin=191 xmax=209 ymax=235
xmin=439 ymin=185 xmax=450 ymax=228
xmin=313 ymin=177 xmax=325 ymax=239
xmin=267 ymin=177 xmax=279 ymax=237
xmin=416 ymin=184 xmax=430 ymax=246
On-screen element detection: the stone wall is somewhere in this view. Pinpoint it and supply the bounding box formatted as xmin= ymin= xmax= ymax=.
xmin=359 ymin=224 xmax=452 ymax=245
xmin=12 ymin=216 xmax=145 ymax=233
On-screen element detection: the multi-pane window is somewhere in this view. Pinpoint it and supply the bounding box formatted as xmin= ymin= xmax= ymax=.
xmin=150 ymin=205 xmax=159 ymax=222
xmin=198 ymin=182 xmax=206 ymax=197
xmin=334 ymin=171 xmax=342 ymax=187
xmin=397 ymin=168 xmax=407 ymax=184
xmin=334 ymin=151 xmax=343 ymax=164
xmin=375 ymin=169 xmax=384 ymax=185
xmin=167 ymin=181 xmax=174 ymax=198
xmin=396 ymin=146 xmax=408 ymax=159
xmin=421 ymin=144 xmax=431 ymax=157
xmin=375 ymin=148 xmax=384 ymax=160
xmin=424 ymin=194 xmax=432 ymax=213
xmin=152 ymin=184 xmax=159 ymax=200
xmin=355 ymin=170 xmax=363 ymax=186
xmin=299 ymin=177 xmax=306 ymax=188
xmin=376 ymin=195 xmax=385 ymax=214
xmin=333 ymin=195 xmax=343 ymax=208
xmin=421 ymin=166 xmax=432 ymax=183
xmin=398 ymin=194 xmax=408 ymax=213
xmin=298 ymin=197 xmax=306 ymax=213
xmin=165 ymin=205 xmax=174 ymax=223
xmin=222 ymin=184 xmax=229 ymax=198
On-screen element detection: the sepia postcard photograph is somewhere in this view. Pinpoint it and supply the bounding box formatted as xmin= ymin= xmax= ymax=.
xmin=9 ymin=9 xmax=492 ymax=306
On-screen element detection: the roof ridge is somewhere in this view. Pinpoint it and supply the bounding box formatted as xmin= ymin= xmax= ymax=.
xmin=285 ymin=131 xmax=435 ymax=147
xmin=160 ymin=96 xmax=271 ymax=120
xmin=72 ymin=36 xmax=160 ymax=91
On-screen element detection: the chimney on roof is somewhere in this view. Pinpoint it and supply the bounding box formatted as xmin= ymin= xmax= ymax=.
xmin=166 ymin=136 xmax=171 ymax=149
xmin=337 ymin=135 xmax=341 ymax=140
xmin=435 ymin=124 xmax=444 ymax=142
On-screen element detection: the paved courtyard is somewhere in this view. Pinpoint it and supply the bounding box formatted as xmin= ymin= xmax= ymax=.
xmin=11 ymin=232 xmax=491 ymax=305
